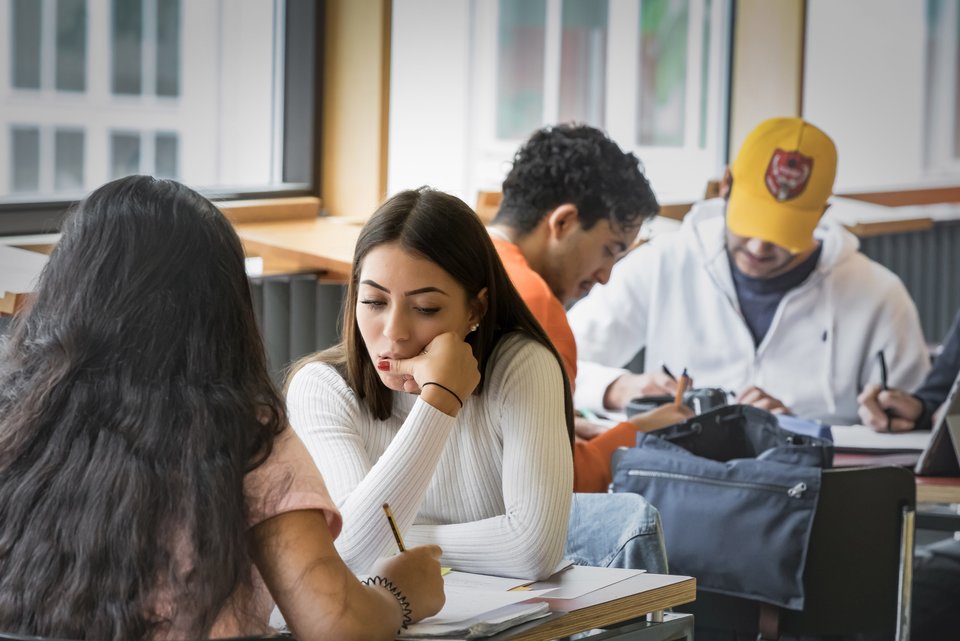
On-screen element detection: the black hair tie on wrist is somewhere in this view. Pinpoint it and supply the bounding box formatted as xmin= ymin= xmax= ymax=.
xmin=422 ymin=381 xmax=464 ymax=408
xmin=363 ymin=575 xmax=413 ymax=632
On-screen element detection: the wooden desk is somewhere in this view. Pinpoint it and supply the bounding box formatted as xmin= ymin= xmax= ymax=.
xmin=234 ymin=217 xmax=364 ymax=280
xmin=915 ymin=476 xmax=960 ymax=504
xmin=0 ymin=244 xmax=49 ymax=315
xmin=833 ymin=453 xmax=960 ymax=504
xmin=495 ymin=574 xmax=695 ymax=641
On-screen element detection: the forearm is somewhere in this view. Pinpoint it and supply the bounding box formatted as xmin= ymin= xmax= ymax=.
xmin=404 ymin=495 xmax=571 ymax=580
xmin=254 ymin=511 xmax=403 ymax=641
xmin=334 ymin=400 xmax=455 ymax=572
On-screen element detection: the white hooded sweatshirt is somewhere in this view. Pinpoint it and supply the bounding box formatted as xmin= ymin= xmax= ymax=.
xmin=568 ymin=198 xmax=930 ymax=425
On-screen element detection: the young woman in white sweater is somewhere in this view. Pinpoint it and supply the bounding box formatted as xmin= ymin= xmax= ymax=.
xmin=287 ymin=188 xmax=574 ymax=580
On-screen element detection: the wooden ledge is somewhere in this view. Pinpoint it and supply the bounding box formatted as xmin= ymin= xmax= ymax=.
xmin=216 ymin=196 xmax=321 ymax=224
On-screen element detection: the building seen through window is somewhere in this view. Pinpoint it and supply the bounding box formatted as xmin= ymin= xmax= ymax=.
xmin=2 ymin=0 xmax=290 ymax=204
xmin=478 ymin=0 xmax=729 ymax=202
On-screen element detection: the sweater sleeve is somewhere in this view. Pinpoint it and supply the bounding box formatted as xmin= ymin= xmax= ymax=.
xmin=568 ymin=241 xmax=659 ymax=409
xmin=404 ymin=337 xmax=574 ymax=580
xmin=286 ymin=363 xmax=457 ymax=573
xmin=914 ymin=308 xmax=960 ymax=429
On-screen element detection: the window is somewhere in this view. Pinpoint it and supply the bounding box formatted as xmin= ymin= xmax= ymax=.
xmin=473 ymin=0 xmax=731 ymax=202
xmin=7 ymin=125 xmax=84 ymax=194
xmin=57 ymin=0 xmax=87 ymax=91
xmin=110 ymin=131 xmax=141 ymax=178
xmin=110 ymin=130 xmax=179 ymax=179
xmin=637 ymin=0 xmax=689 ymax=147
xmin=495 ymin=0 xmax=546 ymax=139
xmin=12 ymin=0 xmax=42 ymax=89
xmin=804 ymin=0 xmax=960 ymax=191
xmin=54 ymin=129 xmax=84 ymax=190
xmin=12 ymin=0 xmax=87 ymax=92
xmin=155 ymin=131 xmax=179 ymax=178
xmin=10 ymin=127 xmax=40 ymax=192
xmin=112 ymin=0 xmax=180 ymax=97
xmin=925 ymin=0 xmax=960 ymax=174
xmin=1 ymin=0 xmax=320 ymax=235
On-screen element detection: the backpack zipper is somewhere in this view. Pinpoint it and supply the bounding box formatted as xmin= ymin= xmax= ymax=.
xmin=625 ymin=469 xmax=808 ymax=499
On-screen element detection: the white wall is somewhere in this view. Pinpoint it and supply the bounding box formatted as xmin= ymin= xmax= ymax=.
xmin=387 ymin=0 xmax=472 ymax=201
xmin=803 ymin=0 xmax=927 ymax=192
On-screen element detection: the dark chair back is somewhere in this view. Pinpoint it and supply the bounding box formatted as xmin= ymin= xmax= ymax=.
xmin=677 ymin=466 xmax=916 ymax=641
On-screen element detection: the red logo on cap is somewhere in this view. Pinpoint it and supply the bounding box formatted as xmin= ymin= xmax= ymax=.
xmin=765 ymin=149 xmax=813 ymax=202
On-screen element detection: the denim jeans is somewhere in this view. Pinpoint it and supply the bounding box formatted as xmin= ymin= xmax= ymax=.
xmin=564 ymin=492 xmax=669 ymax=573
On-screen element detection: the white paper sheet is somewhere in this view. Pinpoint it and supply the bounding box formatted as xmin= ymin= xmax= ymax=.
xmin=831 ymin=424 xmax=932 ymax=451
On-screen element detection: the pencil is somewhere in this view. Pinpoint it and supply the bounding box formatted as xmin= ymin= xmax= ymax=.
xmin=382 ymin=502 xmax=406 ymax=552
xmin=674 ymin=368 xmax=689 ymax=409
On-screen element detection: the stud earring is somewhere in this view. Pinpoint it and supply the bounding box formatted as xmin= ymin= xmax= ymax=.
xmin=469 ymin=323 xmax=479 ymax=333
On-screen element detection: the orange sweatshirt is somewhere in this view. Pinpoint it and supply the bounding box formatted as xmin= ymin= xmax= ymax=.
xmin=491 ymin=237 xmax=638 ymax=492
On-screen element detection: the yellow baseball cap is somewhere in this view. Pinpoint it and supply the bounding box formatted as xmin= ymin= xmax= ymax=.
xmin=727 ymin=117 xmax=837 ymax=254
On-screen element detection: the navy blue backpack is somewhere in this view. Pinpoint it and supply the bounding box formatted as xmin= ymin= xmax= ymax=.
xmin=611 ymin=404 xmax=833 ymax=611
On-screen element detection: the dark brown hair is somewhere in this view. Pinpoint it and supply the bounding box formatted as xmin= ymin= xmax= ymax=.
xmin=291 ymin=188 xmax=574 ymax=441
xmin=0 ymin=176 xmax=283 ymax=640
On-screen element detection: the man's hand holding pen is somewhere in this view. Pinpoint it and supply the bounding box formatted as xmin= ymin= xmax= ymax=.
xmin=857 ymin=385 xmax=923 ymax=432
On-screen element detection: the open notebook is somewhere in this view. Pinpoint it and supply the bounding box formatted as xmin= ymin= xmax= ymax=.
xmin=397 ymin=564 xmax=645 ymax=639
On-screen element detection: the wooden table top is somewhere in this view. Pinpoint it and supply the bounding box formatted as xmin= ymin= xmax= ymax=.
xmin=234 ymin=217 xmax=364 ymax=280
xmin=499 ymin=573 xmax=695 ymax=641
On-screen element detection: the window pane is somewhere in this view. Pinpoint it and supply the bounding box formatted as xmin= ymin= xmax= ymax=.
xmin=11 ymin=127 xmax=41 ymax=192
xmin=155 ymin=132 xmax=178 ymax=178
xmin=113 ymin=0 xmax=143 ymax=94
xmin=111 ymin=132 xmax=141 ymax=178
xmin=559 ymin=0 xmax=607 ymax=126
xmin=496 ymin=0 xmax=546 ymax=139
xmin=156 ymin=0 xmax=180 ymax=96
xmin=55 ymin=129 xmax=85 ymax=190
xmin=13 ymin=0 xmax=42 ymax=89
xmin=699 ymin=0 xmax=712 ymax=148
xmin=954 ymin=1 xmax=960 ymax=159
xmin=637 ymin=0 xmax=689 ymax=146
xmin=1 ymin=1 xmax=300 ymax=209
xmin=56 ymin=0 xmax=87 ymax=91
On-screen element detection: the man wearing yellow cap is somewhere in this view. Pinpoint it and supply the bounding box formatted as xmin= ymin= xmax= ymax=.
xmin=567 ymin=117 xmax=930 ymax=424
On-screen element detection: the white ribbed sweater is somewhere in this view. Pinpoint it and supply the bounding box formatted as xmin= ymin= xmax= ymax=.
xmin=287 ymin=333 xmax=573 ymax=579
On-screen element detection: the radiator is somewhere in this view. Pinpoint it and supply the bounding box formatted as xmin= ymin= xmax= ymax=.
xmin=249 ymin=274 xmax=346 ymax=383
xmin=859 ymin=220 xmax=960 ymax=345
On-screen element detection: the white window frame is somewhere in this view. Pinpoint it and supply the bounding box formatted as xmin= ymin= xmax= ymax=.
xmin=925 ymin=0 xmax=960 ymax=176
xmin=468 ymin=0 xmax=731 ymax=203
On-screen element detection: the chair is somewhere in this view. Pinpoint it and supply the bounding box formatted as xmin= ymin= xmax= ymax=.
xmin=675 ymin=466 xmax=916 ymax=641
xmin=475 ymin=190 xmax=502 ymax=224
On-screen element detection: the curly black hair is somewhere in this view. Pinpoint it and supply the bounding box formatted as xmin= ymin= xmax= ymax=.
xmin=494 ymin=124 xmax=659 ymax=234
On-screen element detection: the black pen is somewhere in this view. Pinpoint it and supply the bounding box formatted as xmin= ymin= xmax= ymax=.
xmin=661 ymin=364 xmax=677 ymax=382
xmin=877 ymin=351 xmax=892 ymax=432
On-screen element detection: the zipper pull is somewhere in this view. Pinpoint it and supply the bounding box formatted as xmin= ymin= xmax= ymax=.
xmin=787 ymin=482 xmax=807 ymax=499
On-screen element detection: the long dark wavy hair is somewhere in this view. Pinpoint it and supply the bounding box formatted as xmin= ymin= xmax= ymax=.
xmin=291 ymin=188 xmax=574 ymax=442
xmin=0 ymin=176 xmax=284 ymax=640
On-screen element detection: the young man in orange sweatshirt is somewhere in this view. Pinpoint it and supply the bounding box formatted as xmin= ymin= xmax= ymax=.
xmin=489 ymin=124 xmax=690 ymax=492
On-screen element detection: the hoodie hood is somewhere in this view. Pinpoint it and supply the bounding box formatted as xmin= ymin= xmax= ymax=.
xmin=682 ymin=198 xmax=860 ymax=277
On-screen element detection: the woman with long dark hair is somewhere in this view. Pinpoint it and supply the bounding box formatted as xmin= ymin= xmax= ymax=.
xmin=287 ymin=188 xmax=574 ymax=579
xmin=0 ymin=176 xmax=443 ymax=641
